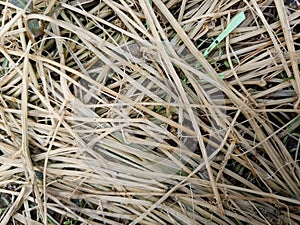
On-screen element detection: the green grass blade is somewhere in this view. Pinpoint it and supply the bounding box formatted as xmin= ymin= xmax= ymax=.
xmin=203 ymin=11 xmax=245 ymax=58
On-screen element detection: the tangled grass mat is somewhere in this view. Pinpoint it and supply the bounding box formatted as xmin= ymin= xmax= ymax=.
xmin=0 ymin=0 xmax=299 ymax=224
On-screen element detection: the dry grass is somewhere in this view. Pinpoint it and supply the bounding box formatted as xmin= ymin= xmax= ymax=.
xmin=0 ymin=0 xmax=299 ymax=224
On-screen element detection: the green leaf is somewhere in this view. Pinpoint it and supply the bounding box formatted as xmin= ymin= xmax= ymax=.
xmin=287 ymin=115 xmax=300 ymax=133
xmin=9 ymin=0 xmax=33 ymax=12
xmin=224 ymin=61 xmax=230 ymax=68
xmin=203 ymin=12 xmax=246 ymax=58
xmin=27 ymin=19 xmax=43 ymax=38
xmin=63 ymin=220 xmax=71 ymax=225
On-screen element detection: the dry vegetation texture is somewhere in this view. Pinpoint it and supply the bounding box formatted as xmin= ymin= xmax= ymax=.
xmin=0 ymin=0 xmax=300 ymax=224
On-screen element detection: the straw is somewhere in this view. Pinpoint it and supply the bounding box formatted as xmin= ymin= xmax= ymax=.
xmin=0 ymin=0 xmax=299 ymax=224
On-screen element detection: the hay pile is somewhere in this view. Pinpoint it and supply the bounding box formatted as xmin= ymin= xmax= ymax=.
xmin=0 ymin=0 xmax=299 ymax=224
